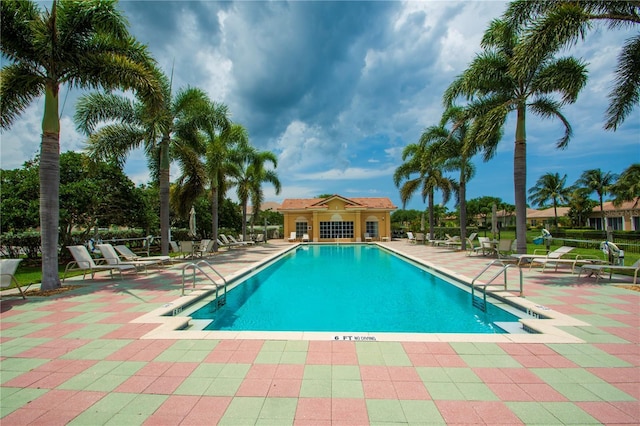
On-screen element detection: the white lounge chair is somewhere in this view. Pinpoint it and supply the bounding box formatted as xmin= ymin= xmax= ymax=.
xmin=288 ymin=232 xmax=297 ymax=242
xmin=579 ymin=259 xmax=640 ymax=285
xmin=302 ymin=233 xmax=310 ymax=242
xmin=96 ymin=244 xmax=159 ymax=273
xmin=0 ymin=259 xmax=27 ymax=299
xmin=406 ymin=232 xmax=416 ymax=244
xmin=63 ymin=245 xmax=137 ymax=282
xmin=220 ymin=234 xmax=245 ymax=247
xmin=511 ymin=246 xmax=576 ymax=268
xmin=114 ymin=245 xmax=171 ymax=265
xmin=229 ymin=235 xmax=254 ymax=246
xmin=364 ymin=233 xmax=372 ymax=242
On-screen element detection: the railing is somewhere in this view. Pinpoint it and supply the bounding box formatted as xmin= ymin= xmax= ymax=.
xmin=181 ymin=261 xmax=228 ymax=311
xmin=471 ymin=259 xmax=523 ymax=311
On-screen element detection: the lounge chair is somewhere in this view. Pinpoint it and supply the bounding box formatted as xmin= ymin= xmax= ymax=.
xmin=96 ymin=243 xmax=160 ymax=273
xmin=63 ymin=245 xmax=137 ymax=282
xmin=0 ymin=259 xmax=27 ymax=299
xmin=579 ymin=259 xmax=640 ymax=285
xmin=254 ymin=234 xmax=265 ymax=243
xmin=511 ymin=246 xmax=576 ymax=268
xmin=527 ymin=245 xmax=604 ymax=272
xmin=288 ymin=232 xmax=297 ymax=242
xmin=114 ymin=245 xmax=171 ymax=265
xmin=466 ymin=238 xmax=489 ymax=257
xmin=406 ymin=232 xmax=416 ymax=244
xmin=219 ymin=234 xmax=246 ymax=248
xmin=229 ymin=235 xmax=254 ymax=246
xmin=302 ymin=233 xmax=310 ymax=242
xmin=431 ymin=234 xmax=456 ymax=247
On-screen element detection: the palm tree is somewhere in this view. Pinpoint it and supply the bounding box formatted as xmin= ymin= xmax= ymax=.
xmin=504 ymin=1 xmax=640 ymax=130
xmin=229 ymin=146 xmax=281 ymax=240
xmin=576 ymin=168 xmax=619 ymax=230
xmin=393 ymin=141 xmax=455 ymax=241
xmin=1 ymin=0 xmax=160 ymax=290
xmin=75 ymin=72 xmax=212 ymax=256
xmin=433 ymin=106 xmax=502 ymax=249
xmin=172 ymin=118 xmax=245 ymax=252
xmin=609 ymin=163 xmax=640 ymax=207
xmin=528 ymin=172 xmax=573 ymax=229
xmin=444 ymin=19 xmax=587 ymax=253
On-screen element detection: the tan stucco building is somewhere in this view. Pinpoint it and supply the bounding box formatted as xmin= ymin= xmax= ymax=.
xmin=278 ymin=195 xmax=396 ymax=242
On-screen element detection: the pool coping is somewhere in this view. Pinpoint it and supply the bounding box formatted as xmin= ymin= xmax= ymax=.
xmin=131 ymin=242 xmax=589 ymax=344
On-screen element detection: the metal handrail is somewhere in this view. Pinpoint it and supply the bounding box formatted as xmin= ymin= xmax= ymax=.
xmin=471 ymin=259 xmax=523 ymax=311
xmin=181 ymin=260 xmax=228 ymax=310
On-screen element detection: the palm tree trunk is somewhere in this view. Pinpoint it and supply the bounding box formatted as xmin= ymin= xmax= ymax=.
xmin=40 ymin=85 xmax=62 ymax=290
xmin=428 ymin=191 xmax=435 ymax=240
xmin=211 ymin=186 xmax=219 ymax=252
xmin=514 ymin=105 xmax=527 ymax=254
xmin=159 ymin=137 xmax=171 ymax=255
xmin=459 ymin=171 xmax=467 ymax=250
xmin=241 ymin=200 xmax=248 ymax=241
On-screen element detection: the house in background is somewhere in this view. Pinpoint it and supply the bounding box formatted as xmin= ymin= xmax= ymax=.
xmin=525 ymin=207 xmax=571 ymax=229
xmin=587 ymin=200 xmax=640 ymax=231
xmin=278 ymin=195 xmax=396 ymax=242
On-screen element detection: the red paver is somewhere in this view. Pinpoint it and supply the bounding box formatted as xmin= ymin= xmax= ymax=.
xmin=235 ymin=378 xmax=272 ymax=396
xmin=363 ymin=380 xmax=397 ymax=398
xmin=331 ymin=398 xmax=369 ymax=423
xmin=577 ymin=401 xmax=640 ymax=424
xmin=295 ymin=397 xmax=332 ymax=421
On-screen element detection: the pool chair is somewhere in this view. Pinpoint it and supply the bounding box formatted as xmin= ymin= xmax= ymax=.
xmin=302 ymin=233 xmax=310 ymax=242
xmin=579 ymin=259 xmax=640 ymax=285
xmin=192 ymin=239 xmax=212 ymax=257
xmin=1 ymin=259 xmax=27 ymax=299
xmin=511 ymin=246 xmax=575 ymax=268
xmin=229 ymin=235 xmax=255 ymax=246
xmin=495 ymin=239 xmax=514 ymax=259
xmin=406 ymin=232 xmax=416 ymax=244
xmin=114 ymin=245 xmax=171 ymax=265
xmin=63 ymin=245 xmax=137 ymax=282
xmin=219 ymin=234 xmax=246 ymax=248
xmin=466 ymin=238 xmax=486 ymax=257
xmin=96 ymin=243 xmax=160 ymax=274
xmin=288 ymin=232 xmax=297 ymax=242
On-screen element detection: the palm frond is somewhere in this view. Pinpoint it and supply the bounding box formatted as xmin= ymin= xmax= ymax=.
xmin=605 ymin=34 xmax=640 ymax=130
xmin=0 ymin=63 xmax=43 ymax=129
xmin=530 ymin=57 xmax=588 ymax=104
xmin=85 ymin=124 xmax=146 ymax=166
xmin=74 ymin=92 xmax=138 ymax=135
xmin=528 ymin=97 xmax=572 ymax=148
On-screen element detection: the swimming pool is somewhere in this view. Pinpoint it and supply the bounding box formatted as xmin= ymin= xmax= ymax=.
xmin=184 ymin=244 xmax=522 ymax=333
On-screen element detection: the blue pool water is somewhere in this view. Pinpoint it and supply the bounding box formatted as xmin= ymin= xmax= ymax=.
xmin=188 ymin=245 xmax=520 ymax=333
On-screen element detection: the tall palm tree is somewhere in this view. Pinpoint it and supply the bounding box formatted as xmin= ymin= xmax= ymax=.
xmin=75 ymin=71 xmax=211 ymax=256
xmin=576 ymin=168 xmax=619 ymax=229
xmin=229 ymin=146 xmax=281 ymax=240
xmin=1 ymin=0 xmax=160 ymax=290
xmin=609 ymin=163 xmax=640 ymax=207
xmin=433 ymin=106 xmax=502 ymax=249
xmin=172 ymin=118 xmax=245 ymax=252
xmin=504 ymin=1 xmax=640 ymax=130
xmin=393 ymin=141 xmax=455 ymax=240
xmin=528 ymin=172 xmax=573 ymax=229
xmin=444 ymin=19 xmax=587 ymax=253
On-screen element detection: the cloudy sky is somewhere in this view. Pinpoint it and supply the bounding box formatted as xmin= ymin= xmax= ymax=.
xmin=1 ymin=0 xmax=638 ymax=211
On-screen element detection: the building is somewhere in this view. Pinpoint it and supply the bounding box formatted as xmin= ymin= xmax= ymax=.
xmin=587 ymin=200 xmax=640 ymax=231
xmin=278 ymin=195 xmax=396 ymax=242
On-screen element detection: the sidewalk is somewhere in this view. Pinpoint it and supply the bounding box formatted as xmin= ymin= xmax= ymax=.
xmin=1 ymin=240 xmax=638 ymax=425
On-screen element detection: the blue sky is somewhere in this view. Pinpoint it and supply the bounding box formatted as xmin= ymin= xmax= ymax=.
xmin=1 ymin=1 xmax=638 ymax=211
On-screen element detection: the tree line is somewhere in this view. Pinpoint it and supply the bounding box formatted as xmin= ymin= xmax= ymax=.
xmin=394 ymin=1 xmax=639 ymax=252
xmin=1 ymin=0 xmax=281 ymax=290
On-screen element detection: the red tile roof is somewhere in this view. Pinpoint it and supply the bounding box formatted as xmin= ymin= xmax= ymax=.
xmin=279 ymin=195 xmax=396 ymax=210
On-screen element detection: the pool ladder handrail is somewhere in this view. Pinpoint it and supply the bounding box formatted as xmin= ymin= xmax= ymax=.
xmin=181 ymin=260 xmax=228 ymax=309
xmin=470 ymin=259 xmax=523 ymax=311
